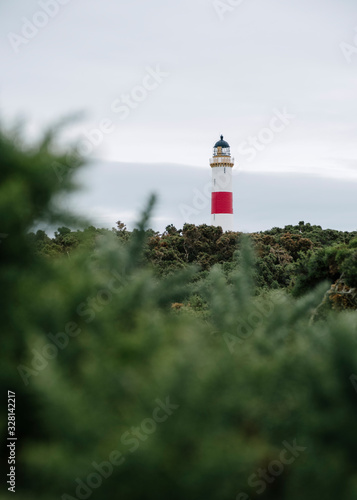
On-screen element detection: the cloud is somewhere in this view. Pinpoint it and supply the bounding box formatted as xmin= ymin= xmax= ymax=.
xmin=65 ymin=160 xmax=357 ymax=233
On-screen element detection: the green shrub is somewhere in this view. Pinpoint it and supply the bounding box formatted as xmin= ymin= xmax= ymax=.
xmin=2 ymin=125 xmax=357 ymax=500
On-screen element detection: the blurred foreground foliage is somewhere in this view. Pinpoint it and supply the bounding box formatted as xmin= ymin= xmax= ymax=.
xmin=1 ymin=126 xmax=357 ymax=500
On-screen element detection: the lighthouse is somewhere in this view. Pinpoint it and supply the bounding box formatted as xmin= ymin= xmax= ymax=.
xmin=210 ymin=135 xmax=234 ymax=232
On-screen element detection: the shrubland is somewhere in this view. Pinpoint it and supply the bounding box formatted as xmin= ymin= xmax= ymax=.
xmin=1 ymin=125 xmax=357 ymax=500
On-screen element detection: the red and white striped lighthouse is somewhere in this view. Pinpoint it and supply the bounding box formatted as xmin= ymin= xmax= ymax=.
xmin=210 ymin=135 xmax=234 ymax=232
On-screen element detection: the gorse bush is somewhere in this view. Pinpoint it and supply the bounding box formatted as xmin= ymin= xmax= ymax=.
xmin=1 ymin=125 xmax=357 ymax=500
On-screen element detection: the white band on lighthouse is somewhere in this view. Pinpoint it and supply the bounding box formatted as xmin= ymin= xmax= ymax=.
xmin=210 ymin=135 xmax=234 ymax=232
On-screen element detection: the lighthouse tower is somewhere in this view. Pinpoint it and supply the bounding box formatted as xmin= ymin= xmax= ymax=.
xmin=210 ymin=135 xmax=234 ymax=232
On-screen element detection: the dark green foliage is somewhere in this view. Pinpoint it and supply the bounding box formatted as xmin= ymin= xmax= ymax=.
xmin=263 ymin=221 xmax=357 ymax=246
xmin=2 ymin=125 xmax=357 ymax=500
xmin=31 ymin=214 xmax=356 ymax=295
xmin=293 ymin=239 xmax=357 ymax=298
xmin=292 ymin=247 xmax=341 ymax=296
xmin=145 ymin=223 xmax=240 ymax=275
xmin=340 ymin=241 xmax=357 ymax=288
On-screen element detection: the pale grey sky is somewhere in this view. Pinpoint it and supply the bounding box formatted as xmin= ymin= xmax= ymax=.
xmin=1 ymin=0 xmax=357 ymax=231
xmin=65 ymin=160 xmax=357 ymax=232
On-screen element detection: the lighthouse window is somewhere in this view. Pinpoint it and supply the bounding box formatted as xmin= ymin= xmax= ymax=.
xmin=224 ymin=167 xmax=226 ymax=173
xmin=214 ymin=179 xmax=216 ymax=185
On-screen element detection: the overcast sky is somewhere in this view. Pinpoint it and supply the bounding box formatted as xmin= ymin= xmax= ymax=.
xmin=1 ymin=0 xmax=357 ymax=231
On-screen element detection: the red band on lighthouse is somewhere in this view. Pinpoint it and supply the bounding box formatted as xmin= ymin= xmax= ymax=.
xmin=211 ymin=192 xmax=233 ymax=214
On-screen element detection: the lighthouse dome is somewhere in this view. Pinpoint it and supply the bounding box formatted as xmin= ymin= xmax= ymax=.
xmin=214 ymin=135 xmax=230 ymax=148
